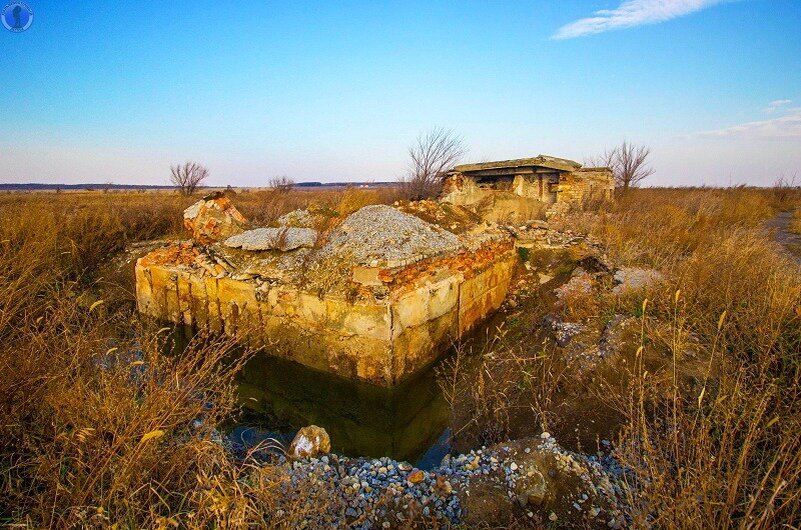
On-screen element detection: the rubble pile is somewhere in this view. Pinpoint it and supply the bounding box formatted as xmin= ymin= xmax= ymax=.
xmin=395 ymin=199 xmax=483 ymax=234
xmin=244 ymin=428 xmax=627 ymax=529
xmin=182 ymin=191 xmax=246 ymax=243
xmin=317 ymin=205 xmax=460 ymax=267
xmin=277 ymin=208 xmax=316 ymax=228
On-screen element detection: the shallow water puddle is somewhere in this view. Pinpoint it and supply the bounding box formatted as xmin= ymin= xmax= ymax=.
xmin=228 ymin=352 xmax=452 ymax=470
xmin=164 ymin=324 xmax=452 ymax=469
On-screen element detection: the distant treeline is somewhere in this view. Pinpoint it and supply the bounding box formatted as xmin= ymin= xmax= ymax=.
xmin=0 ymin=182 xmax=401 ymax=191
xmin=0 ymin=183 xmax=173 ymax=191
xmin=295 ymin=182 xmax=401 ymax=188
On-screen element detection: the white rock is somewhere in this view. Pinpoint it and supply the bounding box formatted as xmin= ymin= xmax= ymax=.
xmin=288 ymin=425 xmax=331 ymax=459
xmin=612 ymin=267 xmax=664 ymax=294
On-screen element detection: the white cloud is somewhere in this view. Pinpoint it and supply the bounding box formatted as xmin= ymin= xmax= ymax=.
xmin=695 ymin=107 xmax=801 ymax=140
xmin=764 ymin=99 xmax=792 ymax=113
xmin=552 ymin=0 xmax=728 ymax=40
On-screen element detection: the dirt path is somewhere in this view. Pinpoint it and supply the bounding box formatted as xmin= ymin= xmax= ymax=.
xmin=765 ymin=210 xmax=801 ymax=262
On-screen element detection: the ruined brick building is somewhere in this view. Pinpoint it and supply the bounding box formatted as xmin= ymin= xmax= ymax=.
xmin=440 ymin=155 xmax=614 ymax=222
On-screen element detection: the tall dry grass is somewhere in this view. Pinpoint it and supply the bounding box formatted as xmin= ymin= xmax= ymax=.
xmin=549 ymin=187 xmax=801 ymax=527
xmin=436 ymin=322 xmax=567 ymax=453
xmin=439 ymin=187 xmax=801 ymax=527
xmin=232 ymin=186 xmax=399 ymax=226
xmin=790 ymin=209 xmax=801 ymax=235
xmin=0 ymin=192 xmax=236 ymax=526
xmin=0 ymin=188 xmax=403 ymax=527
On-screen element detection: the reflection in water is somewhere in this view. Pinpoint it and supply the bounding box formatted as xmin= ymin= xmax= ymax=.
xmin=232 ymin=352 xmax=451 ymax=469
xmin=165 ymin=324 xmax=451 ymax=469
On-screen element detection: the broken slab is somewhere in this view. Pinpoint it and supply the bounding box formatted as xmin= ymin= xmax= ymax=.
xmin=225 ymin=227 xmax=318 ymax=251
xmin=136 ymin=204 xmax=516 ymax=386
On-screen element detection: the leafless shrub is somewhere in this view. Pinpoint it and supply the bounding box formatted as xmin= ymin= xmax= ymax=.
xmin=269 ymin=175 xmax=295 ymax=193
xmin=170 ymin=161 xmax=209 ymax=196
xmin=588 ymin=141 xmax=654 ymax=193
xmin=772 ymin=173 xmax=799 ymax=206
xmin=402 ymin=127 xmax=466 ymax=200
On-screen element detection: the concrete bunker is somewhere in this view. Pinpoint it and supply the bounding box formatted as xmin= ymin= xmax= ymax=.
xmin=135 ymin=193 xmax=516 ymax=386
xmin=441 ymin=155 xmax=614 ymax=223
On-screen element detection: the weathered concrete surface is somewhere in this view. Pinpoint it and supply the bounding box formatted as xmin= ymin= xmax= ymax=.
xmin=136 ymin=203 xmax=516 ymax=386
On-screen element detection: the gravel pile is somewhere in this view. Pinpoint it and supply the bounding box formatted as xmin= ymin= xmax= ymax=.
xmin=238 ymin=432 xmax=627 ymax=529
xmin=278 ymin=209 xmax=315 ymax=228
xmin=317 ymin=205 xmax=460 ymax=267
xmin=275 ymin=454 xmax=462 ymax=528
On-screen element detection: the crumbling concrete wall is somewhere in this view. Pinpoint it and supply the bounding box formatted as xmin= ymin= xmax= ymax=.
xmin=136 ymin=242 xmax=515 ymax=385
xmin=135 ymin=201 xmax=516 ymax=386
xmin=441 ymin=162 xmax=614 ymax=223
xmin=441 ymin=175 xmax=552 ymax=223
xmin=556 ymin=168 xmax=615 ymax=203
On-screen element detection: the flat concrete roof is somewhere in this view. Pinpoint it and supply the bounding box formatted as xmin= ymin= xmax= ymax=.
xmin=453 ymin=155 xmax=581 ymax=174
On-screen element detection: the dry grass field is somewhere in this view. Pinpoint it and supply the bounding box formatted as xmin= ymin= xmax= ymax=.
xmin=443 ymin=188 xmax=801 ymax=528
xmin=1 ymin=187 xmax=800 ymax=528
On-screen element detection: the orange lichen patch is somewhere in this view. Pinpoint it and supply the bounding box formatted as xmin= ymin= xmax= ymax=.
xmin=208 ymin=195 xmax=246 ymax=223
xmin=383 ymin=237 xmax=514 ymax=295
xmin=138 ymin=244 xmax=199 ymax=267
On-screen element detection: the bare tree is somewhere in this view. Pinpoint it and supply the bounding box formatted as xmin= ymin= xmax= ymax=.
xmin=170 ymin=161 xmax=209 ymax=196
xmin=268 ymin=175 xmax=295 ymax=193
xmin=403 ymin=127 xmax=466 ymax=200
xmin=587 ymin=141 xmax=654 ymax=192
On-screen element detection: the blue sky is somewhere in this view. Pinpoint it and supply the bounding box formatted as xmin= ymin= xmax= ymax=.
xmin=1 ymin=0 xmax=799 ymax=186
